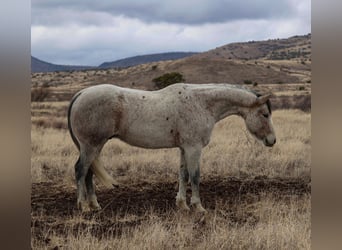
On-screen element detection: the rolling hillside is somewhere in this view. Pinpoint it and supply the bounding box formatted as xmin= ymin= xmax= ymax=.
xmin=99 ymin=52 xmax=198 ymax=68
xmin=32 ymin=34 xmax=310 ymax=75
xmin=32 ymin=52 xmax=197 ymax=73
xmin=194 ymin=34 xmax=311 ymax=61
xmin=31 ymin=34 xmax=311 ymax=103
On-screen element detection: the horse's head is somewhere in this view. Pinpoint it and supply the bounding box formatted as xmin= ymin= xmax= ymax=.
xmin=242 ymin=93 xmax=276 ymax=147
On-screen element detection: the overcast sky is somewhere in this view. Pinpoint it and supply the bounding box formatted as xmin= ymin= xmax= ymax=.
xmin=31 ymin=0 xmax=311 ymax=66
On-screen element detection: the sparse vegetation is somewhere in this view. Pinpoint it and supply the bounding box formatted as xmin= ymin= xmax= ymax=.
xmin=33 ymin=117 xmax=67 ymax=130
xmin=153 ymin=72 xmax=185 ymax=89
xmin=31 ymin=86 xmax=50 ymax=102
xmin=272 ymin=95 xmax=311 ymax=112
xmin=243 ymin=80 xmax=253 ymax=85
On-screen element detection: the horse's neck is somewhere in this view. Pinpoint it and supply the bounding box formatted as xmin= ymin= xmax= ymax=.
xmin=199 ymin=86 xmax=256 ymax=121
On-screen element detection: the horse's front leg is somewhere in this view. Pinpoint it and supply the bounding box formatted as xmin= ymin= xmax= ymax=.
xmin=176 ymin=148 xmax=190 ymax=211
xmin=183 ymin=145 xmax=207 ymax=213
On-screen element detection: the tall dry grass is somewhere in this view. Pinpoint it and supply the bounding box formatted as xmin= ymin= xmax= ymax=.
xmin=31 ymin=108 xmax=311 ymax=249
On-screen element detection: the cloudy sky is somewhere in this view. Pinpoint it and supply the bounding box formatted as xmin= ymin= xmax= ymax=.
xmin=31 ymin=0 xmax=311 ymax=66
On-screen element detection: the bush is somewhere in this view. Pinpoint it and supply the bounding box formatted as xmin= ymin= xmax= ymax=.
xmin=31 ymin=87 xmax=50 ymax=102
xmin=243 ymin=80 xmax=253 ymax=85
xmin=294 ymin=95 xmax=311 ymax=112
xmin=271 ymin=95 xmax=311 ymax=112
xmin=33 ymin=118 xmax=67 ymax=129
xmin=153 ymin=72 xmax=185 ymax=89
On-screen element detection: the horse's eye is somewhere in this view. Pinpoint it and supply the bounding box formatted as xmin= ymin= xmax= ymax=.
xmin=263 ymin=114 xmax=269 ymax=118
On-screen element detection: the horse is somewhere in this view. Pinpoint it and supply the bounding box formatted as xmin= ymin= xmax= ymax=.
xmin=67 ymin=83 xmax=276 ymax=213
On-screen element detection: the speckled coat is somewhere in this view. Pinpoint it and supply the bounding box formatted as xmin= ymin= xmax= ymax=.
xmin=68 ymin=83 xmax=276 ymax=213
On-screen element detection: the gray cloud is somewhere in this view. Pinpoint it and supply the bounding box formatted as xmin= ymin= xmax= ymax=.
xmin=32 ymin=0 xmax=297 ymax=25
xmin=31 ymin=0 xmax=311 ymax=66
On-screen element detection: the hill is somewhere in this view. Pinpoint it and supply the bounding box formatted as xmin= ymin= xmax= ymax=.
xmin=194 ymin=34 xmax=311 ymax=61
xmin=99 ymin=52 xmax=198 ymax=68
xmin=31 ymin=34 xmax=311 ymax=103
xmin=32 ymin=34 xmax=310 ymax=74
xmin=31 ymin=52 xmax=197 ymax=73
xmin=31 ymin=56 xmax=94 ymax=73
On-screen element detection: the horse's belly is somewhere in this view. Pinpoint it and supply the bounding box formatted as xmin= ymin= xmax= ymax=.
xmin=119 ymin=105 xmax=179 ymax=148
xmin=122 ymin=128 xmax=176 ymax=149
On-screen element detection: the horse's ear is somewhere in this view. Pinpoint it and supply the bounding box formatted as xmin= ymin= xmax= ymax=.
xmin=255 ymin=93 xmax=273 ymax=106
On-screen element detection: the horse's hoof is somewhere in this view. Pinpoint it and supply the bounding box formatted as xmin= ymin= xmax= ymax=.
xmin=77 ymin=201 xmax=90 ymax=212
xmin=176 ymin=199 xmax=190 ymax=211
xmin=89 ymin=202 xmax=102 ymax=211
xmin=194 ymin=203 xmax=208 ymax=214
xmin=90 ymin=207 xmax=101 ymax=212
xmin=112 ymin=179 xmax=121 ymax=188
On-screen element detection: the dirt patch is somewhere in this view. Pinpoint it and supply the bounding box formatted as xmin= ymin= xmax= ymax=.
xmin=31 ymin=176 xmax=310 ymax=244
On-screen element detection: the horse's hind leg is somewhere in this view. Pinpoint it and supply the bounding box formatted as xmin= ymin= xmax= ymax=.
xmin=85 ymin=156 xmax=105 ymax=210
xmin=74 ymin=157 xmax=85 ymax=210
xmin=75 ymin=143 xmax=100 ymax=211
xmin=85 ymin=168 xmax=101 ymax=210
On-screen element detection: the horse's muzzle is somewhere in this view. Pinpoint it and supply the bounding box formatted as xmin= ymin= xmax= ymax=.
xmin=264 ymin=135 xmax=276 ymax=147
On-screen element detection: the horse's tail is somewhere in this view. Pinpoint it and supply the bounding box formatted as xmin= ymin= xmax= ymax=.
xmin=91 ymin=158 xmax=118 ymax=188
xmin=67 ymin=91 xmax=83 ymax=150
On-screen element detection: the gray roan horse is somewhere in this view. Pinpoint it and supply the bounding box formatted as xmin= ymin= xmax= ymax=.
xmin=68 ymin=83 xmax=276 ymax=213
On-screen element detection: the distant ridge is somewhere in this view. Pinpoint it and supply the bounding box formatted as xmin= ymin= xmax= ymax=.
xmin=31 ymin=52 xmax=198 ymax=73
xmin=32 ymin=34 xmax=310 ymax=75
xmin=99 ymin=52 xmax=198 ymax=68
xmin=31 ymin=56 xmax=94 ymax=73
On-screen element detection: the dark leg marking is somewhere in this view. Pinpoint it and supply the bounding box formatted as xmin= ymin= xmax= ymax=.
xmin=74 ymin=157 xmax=82 ymax=183
xmin=189 ymin=167 xmax=200 ymax=186
xmin=180 ymin=164 xmax=189 ymax=186
xmin=85 ymin=169 xmax=94 ymax=197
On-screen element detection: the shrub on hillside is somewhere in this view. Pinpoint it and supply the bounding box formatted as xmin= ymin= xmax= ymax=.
xmin=31 ymin=87 xmax=50 ymax=102
xmin=272 ymin=95 xmax=311 ymax=112
xmin=243 ymin=80 xmax=253 ymax=85
xmin=153 ymin=72 xmax=185 ymax=89
xmin=33 ymin=117 xmax=67 ymax=129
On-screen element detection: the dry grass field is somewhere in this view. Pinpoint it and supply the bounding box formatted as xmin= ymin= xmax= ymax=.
xmin=31 ymin=97 xmax=311 ymax=249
